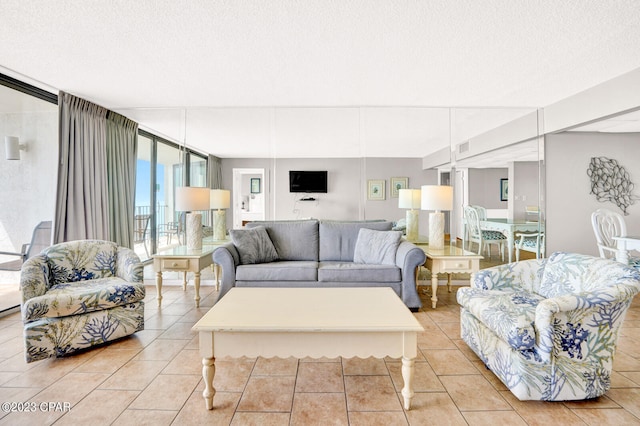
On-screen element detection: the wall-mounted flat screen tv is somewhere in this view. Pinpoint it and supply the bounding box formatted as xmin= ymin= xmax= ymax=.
xmin=289 ymin=170 xmax=328 ymax=193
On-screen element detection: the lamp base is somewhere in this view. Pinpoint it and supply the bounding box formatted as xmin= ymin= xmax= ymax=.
xmin=185 ymin=213 xmax=203 ymax=250
xmin=405 ymin=210 xmax=419 ymax=242
xmin=213 ymin=210 xmax=226 ymax=241
xmin=429 ymin=212 xmax=445 ymax=250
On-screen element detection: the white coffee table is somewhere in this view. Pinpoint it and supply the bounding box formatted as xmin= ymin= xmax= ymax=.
xmin=192 ymin=287 xmax=424 ymax=410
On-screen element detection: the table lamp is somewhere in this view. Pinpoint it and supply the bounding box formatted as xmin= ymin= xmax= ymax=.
xmin=421 ymin=185 xmax=453 ymax=250
xmin=175 ymin=187 xmax=210 ymax=250
xmin=210 ymin=189 xmax=230 ymax=241
xmin=398 ymin=189 xmax=421 ymax=242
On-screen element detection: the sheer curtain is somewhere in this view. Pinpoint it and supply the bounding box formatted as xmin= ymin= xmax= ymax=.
xmin=55 ymin=92 xmax=138 ymax=247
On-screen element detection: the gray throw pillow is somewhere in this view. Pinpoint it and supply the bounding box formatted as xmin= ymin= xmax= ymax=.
xmin=353 ymin=228 xmax=403 ymax=265
xmin=230 ymin=226 xmax=279 ymax=265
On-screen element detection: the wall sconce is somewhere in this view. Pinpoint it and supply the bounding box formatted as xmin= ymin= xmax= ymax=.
xmin=175 ymin=187 xmax=211 ymax=250
xmin=421 ymin=185 xmax=453 ymax=250
xmin=210 ymin=189 xmax=231 ymax=241
xmin=5 ymin=136 xmax=27 ymax=160
xmin=398 ymin=189 xmax=421 ymax=242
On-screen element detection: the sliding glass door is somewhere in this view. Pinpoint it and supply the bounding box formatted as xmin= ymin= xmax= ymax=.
xmin=135 ymin=130 xmax=208 ymax=259
xmin=133 ymin=134 xmax=153 ymax=260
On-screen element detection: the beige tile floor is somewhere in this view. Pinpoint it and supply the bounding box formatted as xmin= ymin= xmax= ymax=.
xmin=0 ymin=279 xmax=639 ymax=425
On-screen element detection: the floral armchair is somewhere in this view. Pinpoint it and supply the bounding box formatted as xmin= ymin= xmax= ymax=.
xmin=457 ymin=252 xmax=640 ymax=401
xmin=20 ymin=240 xmax=145 ymax=363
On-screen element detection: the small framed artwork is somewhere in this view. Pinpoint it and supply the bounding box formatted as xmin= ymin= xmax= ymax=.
xmin=250 ymin=178 xmax=261 ymax=194
xmin=500 ymin=178 xmax=508 ymax=201
xmin=368 ymin=180 xmax=385 ymax=200
xmin=390 ymin=177 xmax=408 ymax=198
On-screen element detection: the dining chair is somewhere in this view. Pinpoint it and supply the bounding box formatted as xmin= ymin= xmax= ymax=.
xmin=514 ymin=231 xmax=545 ymax=261
xmin=0 ymin=221 xmax=52 ymax=271
xmin=158 ymin=212 xmax=186 ymax=245
xmin=469 ymin=205 xmax=487 ymax=220
xmin=462 ymin=205 xmax=487 ymax=242
xmin=133 ymin=214 xmax=150 ymax=257
xmin=525 ymin=205 xmax=540 ymax=222
xmin=591 ymin=208 xmax=639 ymax=268
xmin=464 ymin=206 xmax=507 ymax=261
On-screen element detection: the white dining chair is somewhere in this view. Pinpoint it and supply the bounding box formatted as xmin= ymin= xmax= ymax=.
xmin=464 ymin=205 xmax=506 ymax=261
xmin=591 ymin=208 xmax=639 ymax=269
xmin=525 ymin=205 xmax=539 ymax=222
xmin=470 ymin=205 xmax=487 ymax=220
xmin=591 ymin=208 xmax=627 ymax=260
xmin=514 ymin=231 xmax=545 ymax=261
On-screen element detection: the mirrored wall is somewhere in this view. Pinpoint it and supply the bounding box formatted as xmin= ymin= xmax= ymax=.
xmin=119 ymin=105 xmax=545 ymax=266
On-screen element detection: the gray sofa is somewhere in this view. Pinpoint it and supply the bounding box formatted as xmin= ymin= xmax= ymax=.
xmin=212 ymin=219 xmax=427 ymax=310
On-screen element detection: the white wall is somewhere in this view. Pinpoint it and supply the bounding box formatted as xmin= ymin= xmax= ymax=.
xmin=468 ymin=168 xmax=508 ymax=209
xmin=273 ymin=158 xmax=362 ymax=221
xmin=511 ymin=161 xmax=540 ymax=221
xmin=221 ymin=157 xmax=437 ymax=232
xmin=545 ymin=132 xmax=640 ymax=256
xmin=0 ymin=110 xmax=58 ymax=254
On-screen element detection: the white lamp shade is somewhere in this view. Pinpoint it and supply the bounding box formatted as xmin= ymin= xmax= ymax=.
xmin=421 ymin=185 xmax=453 ymax=212
xmin=210 ymin=189 xmax=231 ymax=209
xmin=398 ymin=189 xmax=421 ymax=209
xmin=5 ymin=136 xmax=21 ymax=160
xmin=175 ymin=187 xmax=210 ymax=211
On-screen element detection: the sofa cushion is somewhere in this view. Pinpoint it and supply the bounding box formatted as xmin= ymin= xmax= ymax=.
xmin=318 ymin=261 xmax=401 ymax=282
xmin=22 ymin=277 xmax=146 ymax=322
xmin=353 ymin=228 xmax=402 ymax=265
xmin=43 ymin=240 xmax=118 ymax=285
xmin=457 ymin=287 xmax=545 ymax=351
xmin=538 ymin=252 xmax=640 ymax=298
xmin=230 ymin=226 xmax=279 ymax=265
xmin=236 ymin=261 xmax=318 ymax=281
xmin=319 ymin=220 xmax=393 ymax=262
xmin=246 ymin=220 xmax=319 ymax=261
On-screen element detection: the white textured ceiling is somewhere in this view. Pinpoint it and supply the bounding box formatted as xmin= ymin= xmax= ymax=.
xmin=1 ymin=0 xmax=640 ymax=158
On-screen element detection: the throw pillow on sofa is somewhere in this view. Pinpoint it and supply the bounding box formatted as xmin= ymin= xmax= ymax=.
xmin=353 ymin=228 xmax=402 ymax=265
xmin=230 ymin=226 xmax=279 ymax=264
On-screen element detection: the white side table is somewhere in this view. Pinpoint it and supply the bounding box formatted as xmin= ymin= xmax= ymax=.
xmin=416 ymin=244 xmax=483 ymax=308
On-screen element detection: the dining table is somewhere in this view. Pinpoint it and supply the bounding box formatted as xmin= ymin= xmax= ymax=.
xmin=612 ymin=236 xmax=640 ymax=265
xmin=471 ymin=218 xmax=544 ymax=263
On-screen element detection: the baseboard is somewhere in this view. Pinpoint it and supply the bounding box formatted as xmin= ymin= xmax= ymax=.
xmin=0 ymin=305 xmax=20 ymax=318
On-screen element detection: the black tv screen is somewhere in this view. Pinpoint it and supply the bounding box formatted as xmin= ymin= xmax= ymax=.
xmin=289 ymin=170 xmax=328 ymax=193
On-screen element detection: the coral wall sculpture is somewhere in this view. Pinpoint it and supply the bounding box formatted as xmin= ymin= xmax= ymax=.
xmin=587 ymin=157 xmax=636 ymax=215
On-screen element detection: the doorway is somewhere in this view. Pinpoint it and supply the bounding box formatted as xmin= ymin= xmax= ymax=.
xmin=232 ymin=168 xmax=266 ymax=228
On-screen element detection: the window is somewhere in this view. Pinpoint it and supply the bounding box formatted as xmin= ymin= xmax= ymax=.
xmin=135 ymin=130 xmax=208 ymax=258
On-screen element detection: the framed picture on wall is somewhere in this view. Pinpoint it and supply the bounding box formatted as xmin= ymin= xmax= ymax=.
xmin=251 ymin=178 xmax=261 ymax=194
xmin=368 ymin=180 xmax=385 ymax=200
xmin=390 ymin=177 xmax=408 ymax=198
xmin=500 ymin=178 xmax=508 ymax=201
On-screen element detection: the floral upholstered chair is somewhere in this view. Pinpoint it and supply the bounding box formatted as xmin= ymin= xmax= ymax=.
xmin=457 ymin=252 xmax=640 ymax=401
xmin=20 ymin=240 xmax=145 ymax=363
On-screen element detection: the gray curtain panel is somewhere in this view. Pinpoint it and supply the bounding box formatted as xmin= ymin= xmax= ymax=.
xmin=55 ymin=92 xmax=139 ymax=247
xmin=55 ymin=92 xmax=109 ymax=243
xmin=208 ymin=154 xmax=223 ymax=189
xmin=106 ymin=112 xmax=138 ymax=248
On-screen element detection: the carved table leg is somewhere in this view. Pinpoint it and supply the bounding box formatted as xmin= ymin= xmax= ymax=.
xmin=431 ymin=273 xmax=439 ymax=309
xmin=202 ymin=357 xmax=216 ymax=410
xmin=194 ymin=271 xmax=201 ymax=308
xmin=401 ymin=356 xmax=416 ymax=410
xmin=156 ymin=271 xmax=163 ymax=307
xmin=182 ymin=271 xmax=188 ymax=291
xmin=214 ymin=264 xmax=221 ymax=292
